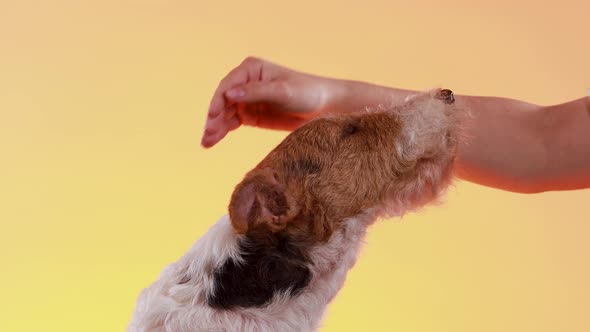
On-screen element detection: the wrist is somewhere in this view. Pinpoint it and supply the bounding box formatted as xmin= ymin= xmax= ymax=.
xmin=319 ymin=77 xmax=351 ymax=114
xmin=316 ymin=78 xmax=372 ymax=114
xmin=326 ymin=79 xmax=414 ymax=114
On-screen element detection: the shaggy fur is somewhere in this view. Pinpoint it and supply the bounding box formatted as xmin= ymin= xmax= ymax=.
xmin=129 ymin=89 xmax=464 ymax=332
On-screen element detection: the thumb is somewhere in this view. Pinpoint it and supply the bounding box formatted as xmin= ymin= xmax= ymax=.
xmin=225 ymin=81 xmax=291 ymax=105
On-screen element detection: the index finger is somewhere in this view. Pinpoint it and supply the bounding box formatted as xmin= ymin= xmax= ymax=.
xmin=207 ymin=57 xmax=265 ymax=118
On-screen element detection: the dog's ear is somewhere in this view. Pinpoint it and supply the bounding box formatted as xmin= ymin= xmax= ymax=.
xmin=229 ymin=168 xmax=299 ymax=234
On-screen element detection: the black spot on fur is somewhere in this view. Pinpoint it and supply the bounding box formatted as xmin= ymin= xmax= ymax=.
xmin=341 ymin=122 xmax=360 ymax=138
xmin=207 ymin=233 xmax=311 ymax=309
xmin=285 ymin=159 xmax=321 ymax=176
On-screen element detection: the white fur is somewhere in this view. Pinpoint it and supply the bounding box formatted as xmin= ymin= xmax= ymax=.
xmin=128 ymin=213 xmax=371 ymax=332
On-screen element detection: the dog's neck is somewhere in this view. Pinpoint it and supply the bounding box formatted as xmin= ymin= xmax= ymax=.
xmin=128 ymin=213 xmax=373 ymax=332
xmin=229 ymin=212 xmax=373 ymax=331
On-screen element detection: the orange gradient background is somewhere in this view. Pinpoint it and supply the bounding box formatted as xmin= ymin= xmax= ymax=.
xmin=1 ymin=1 xmax=589 ymax=331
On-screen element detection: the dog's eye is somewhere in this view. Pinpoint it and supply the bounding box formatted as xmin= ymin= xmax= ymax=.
xmin=341 ymin=123 xmax=360 ymax=139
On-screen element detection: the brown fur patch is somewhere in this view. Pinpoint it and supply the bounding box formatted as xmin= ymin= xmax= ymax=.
xmin=229 ymin=89 xmax=462 ymax=252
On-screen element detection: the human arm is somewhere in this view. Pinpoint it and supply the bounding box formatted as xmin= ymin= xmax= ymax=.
xmin=455 ymin=95 xmax=590 ymax=193
xmin=202 ymin=57 xmax=590 ymax=193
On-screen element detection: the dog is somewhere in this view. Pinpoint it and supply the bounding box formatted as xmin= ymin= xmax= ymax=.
xmin=128 ymin=88 xmax=463 ymax=332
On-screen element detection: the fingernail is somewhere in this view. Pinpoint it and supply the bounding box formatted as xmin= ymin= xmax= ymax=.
xmin=200 ymin=136 xmax=211 ymax=148
xmin=226 ymin=88 xmax=245 ymax=99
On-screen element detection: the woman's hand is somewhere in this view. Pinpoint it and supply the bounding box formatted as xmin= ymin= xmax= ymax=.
xmin=201 ymin=57 xmax=341 ymax=148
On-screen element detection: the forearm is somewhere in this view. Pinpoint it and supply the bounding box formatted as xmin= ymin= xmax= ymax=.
xmin=455 ymin=95 xmax=546 ymax=193
xmin=456 ymin=95 xmax=590 ymax=192
xmin=324 ymin=79 xmax=416 ymax=113
xmin=326 ymin=79 xmax=590 ymax=193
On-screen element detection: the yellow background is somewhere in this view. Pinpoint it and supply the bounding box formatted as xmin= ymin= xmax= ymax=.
xmin=1 ymin=1 xmax=589 ymax=331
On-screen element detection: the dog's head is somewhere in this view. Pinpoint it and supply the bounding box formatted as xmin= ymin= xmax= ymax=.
xmin=209 ymin=89 xmax=462 ymax=309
